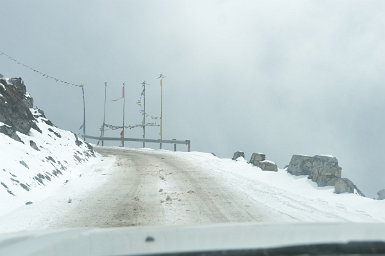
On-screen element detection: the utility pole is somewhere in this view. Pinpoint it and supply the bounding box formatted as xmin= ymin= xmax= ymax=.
xmin=157 ymin=74 xmax=165 ymax=149
xmin=81 ymin=85 xmax=86 ymax=141
xmin=142 ymin=81 xmax=147 ymax=148
xmin=101 ymin=82 xmax=107 ymax=146
xmin=122 ymin=82 xmax=126 ymax=147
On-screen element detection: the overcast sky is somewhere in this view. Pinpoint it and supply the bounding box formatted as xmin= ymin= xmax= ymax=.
xmin=1 ymin=0 xmax=385 ymax=197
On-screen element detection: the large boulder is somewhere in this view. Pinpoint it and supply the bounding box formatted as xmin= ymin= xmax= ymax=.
xmin=308 ymin=156 xmax=342 ymax=186
xmin=334 ymin=178 xmax=365 ymax=196
xmin=249 ymin=153 xmax=266 ymax=165
xmin=232 ymin=151 xmax=245 ymax=160
xmin=378 ymin=189 xmax=385 ymax=200
xmin=286 ymin=155 xmax=313 ymax=175
xmin=287 ymin=154 xmax=363 ymax=195
xmin=287 ymin=155 xmax=342 ymax=187
xmin=249 ymin=153 xmax=278 ymax=172
xmin=334 ymin=178 xmax=355 ymax=194
xmin=0 ymin=78 xmax=40 ymax=138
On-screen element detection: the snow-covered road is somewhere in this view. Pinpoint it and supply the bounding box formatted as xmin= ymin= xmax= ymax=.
xmin=45 ymin=147 xmax=279 ymax=227
xmin=0 ymin=147 xmax=384 ymax=233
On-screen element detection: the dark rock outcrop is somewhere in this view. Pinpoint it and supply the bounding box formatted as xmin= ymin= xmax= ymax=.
xmin=232 ymin=151 xmax=245 ymax=160
xmin=0 ymin=124 xmax=22 ymax=143
xmin=0 ymin=78 xmax=40 ymax=138
xmin=378 ymin=189 xmax=385 ymax=200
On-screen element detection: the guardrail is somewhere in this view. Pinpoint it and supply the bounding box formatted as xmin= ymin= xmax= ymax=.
xmin=84 ymin=135 xmax=191 ymax=152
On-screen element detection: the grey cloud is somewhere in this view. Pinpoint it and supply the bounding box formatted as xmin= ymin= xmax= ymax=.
xmin=0 ymin=0 xmax=384 ymax=196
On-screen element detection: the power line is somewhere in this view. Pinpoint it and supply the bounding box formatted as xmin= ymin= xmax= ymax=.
xmin=0 ymin=49 xmax=87 ymax=140
xmin=0 ymin=50 xmax=83 ymax=88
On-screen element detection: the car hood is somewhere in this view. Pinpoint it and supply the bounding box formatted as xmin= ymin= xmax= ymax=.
xmin=1 ymin=222 xmax=385 ymax=256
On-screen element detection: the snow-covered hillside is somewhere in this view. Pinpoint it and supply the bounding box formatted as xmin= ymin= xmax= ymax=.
xmin=0 ymin=77 xmax=95 ymax=216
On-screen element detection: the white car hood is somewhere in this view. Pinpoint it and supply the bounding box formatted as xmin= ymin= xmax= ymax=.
xmin=0 ymin=222 xmax=385 ymax=256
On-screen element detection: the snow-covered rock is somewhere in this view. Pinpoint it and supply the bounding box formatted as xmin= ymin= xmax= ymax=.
xmin=378 ymin=189 xmax=385 ymax=200
xmin=232 ymin=151 xmax=245 ymax=160
xmin=0 ymin=77 xmax=95 ymax=216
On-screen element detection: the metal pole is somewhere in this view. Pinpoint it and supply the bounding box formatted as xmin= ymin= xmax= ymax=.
xmin=160 ymin=77 xmax=163 ymax=149
xmin=157 ymin=74 xmax=165 ymax=149
xmin=173 ymin=139 xmax=176 ymax=152
xmin=102 ymin=82 xmax=107 ymax=146
xmin=187 ymin=140 xmax=191 ymax=152
xmin=122 ymin=82 xmax=125 ymax=147
xmin=142 ymin=81 xmax=146 ymax=148
xmin=81 ymin=86 xmax=86 ymax=141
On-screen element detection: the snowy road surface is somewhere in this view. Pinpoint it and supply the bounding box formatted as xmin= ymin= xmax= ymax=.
xmin=0 ymin=147 xmax=384 ymax=233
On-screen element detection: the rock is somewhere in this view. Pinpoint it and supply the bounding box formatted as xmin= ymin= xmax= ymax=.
xmin=287 ymin=155 xmax=342 ymax=187
xmin=334 ymin=178 xmax=365 ymax=196
xmin=248 ymin=152 xmax=278 ymax=172
xmin=256 ymin=160 xmax=278 ymax=172
xmin=0 ymin=124 xmax=23 ymax=143
xmin=19 ymin=160 xmax=29 ymax=169
xmin=74 ymin=133 xmax=83 ymax=146
xmin=248 ymin=152 xmax=277 ymax=171
xmin=29 ymin=140 xmax=40 ymax=151
xmin=249 ymin=153 xmax=266 ymax=165
xmin=8 ymin=78 xmax=33 ymax=109
xmin=0 ymin=78 xmax=40 ymax=135
xmin=286 ymin=155 xmax=314 ymax=175
xmin=232 ymin=151 xmax=245 ymax=160
xmin=287 ymin=154 xmax=364 ymax=195
xmin=334 ymin=178 xmax=355 ymax=194
xmin=377 ymin=189 xmax=385 ymax=200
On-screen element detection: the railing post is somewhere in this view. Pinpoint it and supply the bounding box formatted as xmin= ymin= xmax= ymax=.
xmin=187 ymin=140 xmax=191 ymax=152
xmin=173 ymin=139 xmax=177 ymax=151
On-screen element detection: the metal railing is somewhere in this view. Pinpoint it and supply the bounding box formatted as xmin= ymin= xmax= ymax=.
xmin=84 ymin=135 xmax=191 ymax=152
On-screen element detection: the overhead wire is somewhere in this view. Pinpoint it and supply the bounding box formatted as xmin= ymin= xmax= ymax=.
xmin=0 ymin=50 xmax=84 ymax=88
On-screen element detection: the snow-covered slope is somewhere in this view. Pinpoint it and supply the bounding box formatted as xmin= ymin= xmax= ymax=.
xmin=187 ymin=152 xmax=385 ymax=222
xmin=142 ymin=149 xmax=384 ymax=222
xmin=0 ymin=77 xmax=95 ymax=216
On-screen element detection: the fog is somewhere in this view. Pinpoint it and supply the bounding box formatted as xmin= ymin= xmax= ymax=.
xmin=1 ymin=0 xmax=385 ymax=197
